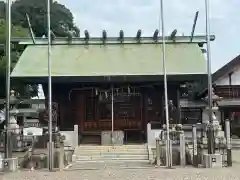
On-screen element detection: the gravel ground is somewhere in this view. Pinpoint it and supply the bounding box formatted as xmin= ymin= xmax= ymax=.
xmin=3 ymin=150 xmax=240 ymax=180
xmin=1 ymin=166 xmax=240 ymax=180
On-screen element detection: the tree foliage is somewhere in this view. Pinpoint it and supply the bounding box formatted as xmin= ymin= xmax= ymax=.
xmin=0 ymin=2 xmax=4 ymax=19
xmin=0 ymin=0 xmax=80 ymax=98
xmin=11 ymin=0 xmax=80 ymax=37
xmin=0 ymin=19 xmax=29 ymax=73
xmin=0 ymin=19 xmax=38 ymax=98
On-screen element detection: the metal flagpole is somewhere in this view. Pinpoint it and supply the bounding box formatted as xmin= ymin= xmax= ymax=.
xmin=4 ymin=0 xmax=11 ymax=159
xmin=111 ymin=86 xmax=114 ymax=145
xmin=205 ymin=0 xmax=215 ymax=154
xmin=47 ymin=0 xmax=53 ymax=171
xmin=160 ymin=0 xmax=171 ymax=167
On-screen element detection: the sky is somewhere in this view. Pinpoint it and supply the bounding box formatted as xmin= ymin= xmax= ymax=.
xmin=58 ymin=0 xmax=240 ymax=72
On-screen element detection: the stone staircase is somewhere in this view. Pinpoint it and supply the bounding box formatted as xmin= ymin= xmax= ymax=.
xmin=70 ymin=144 xmax=151 ymax=169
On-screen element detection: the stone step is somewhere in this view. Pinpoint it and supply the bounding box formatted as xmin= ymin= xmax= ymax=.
xmin=75 ymin=148 xmax=147 ymax=152
xmin=78 ymin=145 xmax=147 ymax=149
xmin=76 ymin=152 xmax=149 ymax=156
xmin=75 ymin=153 xmax=149 ymax=158
xmin=231 ymin=139 xmax=240 ymax=148
xmin=75 ymin=155 xmax=149 ymax=161
xmin=75 ymin=149 xmax=148 ymax=153
xmin=75 ymin=146 xmax=148 ymax=154
xmin=77 ymin=145 xmax=147 ymax=150
xmin=76 ymin=158 xmax=149 ymax=162
xmin=76 ymin=151 xmax=148 ymax=156
xmin=75 ymin=159 xmax=150 ymax=163
xmin=78 ymin=144 xmax=146 ymax=147
xmin=73 ymin=144 xmax=149 ymax=162
xmin=68 ymin=160 xmax=152 ymax=170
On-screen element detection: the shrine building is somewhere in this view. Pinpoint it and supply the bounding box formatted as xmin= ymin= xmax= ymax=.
xmin=10 ymin=30 xmax=215 ymax=144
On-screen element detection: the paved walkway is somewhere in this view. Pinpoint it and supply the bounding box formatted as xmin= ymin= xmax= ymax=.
xmin=1 ymin=166 xmax=240 ymax=180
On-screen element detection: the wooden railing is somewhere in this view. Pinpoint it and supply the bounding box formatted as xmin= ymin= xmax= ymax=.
xmin=215 ymin=86 xmax=240 ymax=98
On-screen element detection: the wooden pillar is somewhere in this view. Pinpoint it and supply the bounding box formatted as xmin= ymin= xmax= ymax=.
xmin=69 ymin=90 xmax=85 ymax=133
xmin=176 ymin=86 xmax=181 ymax=124
xmin=141 ymin=90 xmax=147 ymax=137
xmin=58 ymin=98 xmax=64 ymax=130
xmin=221 ymin=109 xmax=225 ymax=128
xmin=78 ymin=92 xmax=85 ymax=133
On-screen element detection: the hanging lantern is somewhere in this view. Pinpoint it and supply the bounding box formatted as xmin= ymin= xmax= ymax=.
xmin=105 ymin=91 xmax=108 ymax=99
xmin=99 ymin=93 xmax=103 ymax=101
xmin=116 ymin=88 xmax=119 ymax=96
xmin=95 ymin=89 xmax=98 ymax=96
xmin=128 ymin=86 xmax=131 ymax=95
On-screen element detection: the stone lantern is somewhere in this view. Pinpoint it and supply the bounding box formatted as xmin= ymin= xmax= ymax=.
xmin=8 ymin=90 xmax=20 ymax=134
xmin=202 ymin=88 xmax=222 ymax=125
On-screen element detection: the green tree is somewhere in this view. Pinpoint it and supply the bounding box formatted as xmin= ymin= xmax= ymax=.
xmin=11 ymin=0 xmax=80 ymax=37
xmin=0 ymin=19 xmax=38 ymax=98
xmin=0 ymin=2 xmax=4 ymax=19
xmin=0 ymin=19 xmax=28 ymax=73
xmin=0 ymin=0 xmax=80 ymax=98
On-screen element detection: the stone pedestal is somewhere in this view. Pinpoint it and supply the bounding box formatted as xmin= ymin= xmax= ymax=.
xmin=47 ymin=142 xmax=54 ymax=170
xmin=56 ymin=147 xmax=64 ymax=169
xmin=1 ymin=158 xmax=18 ymax=172
xmin=101 ymin=131 xmax=124 ymax=145
xmin=203 ymin=154 xmax=222 ymax=168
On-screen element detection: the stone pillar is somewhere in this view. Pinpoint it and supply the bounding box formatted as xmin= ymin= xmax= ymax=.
xmin=179 ymin=132 xmax=186 ymax=167
xmin=165 ymin=139 xmax=172 ymax=168
xmin=192 ymin=125 xmax=198 ymax=166
xmin=47 ymin=142 xmax=54 ymax=169
xmin=147 ymin=123 xmax=151 ymax=146
xmin=74 ymin=125 xmax=78 ymax=149
xmin=225 ymin=120 xmax=232 ymax=167
xmin=156 ymin=138 xmax=161 ymax=166
xmin=56 ymin=134 xmax=65 ymax=170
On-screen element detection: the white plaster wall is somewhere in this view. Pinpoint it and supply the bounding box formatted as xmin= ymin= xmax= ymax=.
xmin=214 ymin=66 xmax=240 ymax=85
xmin=60 ymin=131 xmax=76 ymax=148
xmin=60 ymin=125 xmax=78 ymax=149
xmin=202 ymin=108 xmax=221 ymax=124
xmin=147 ymin=123 xmax=163 ymax=148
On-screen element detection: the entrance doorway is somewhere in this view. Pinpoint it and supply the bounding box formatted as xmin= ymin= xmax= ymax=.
xmin=81 ymin=87 xmax=145 ymax=144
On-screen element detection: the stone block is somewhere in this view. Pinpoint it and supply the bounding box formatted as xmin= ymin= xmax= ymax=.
xmin=112 ymin=131 xmax=124 ymax=145
xmin=101 ymin=131 xmax=124 ymax=145
xmin=1 ymin=158 xmax=18 ymax=172
xmin=203 ymin=154 xmax=223 ymax=168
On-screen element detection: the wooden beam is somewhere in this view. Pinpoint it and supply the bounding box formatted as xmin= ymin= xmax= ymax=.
xmin=190 ymin=11 xmax=199 ymax=42
xmin=10 ymin=108 xmax=43 ymax=115
xmin=11 ymin=35 xmax=215 ymax=45
xmin=0 ymin=99 xmax=45 ymax=105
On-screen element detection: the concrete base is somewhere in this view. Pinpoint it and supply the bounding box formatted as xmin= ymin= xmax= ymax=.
xmin=101 ymin=131 xmax=124 ymax=145
xmin=0 ymin=158 xmax=18 ymax=172
xmin=203 ymin=154 xmax=222 ymax=168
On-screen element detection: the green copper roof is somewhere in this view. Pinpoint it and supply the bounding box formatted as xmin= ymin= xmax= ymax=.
xmin=11 ymin=43 xmax=207 ymax=77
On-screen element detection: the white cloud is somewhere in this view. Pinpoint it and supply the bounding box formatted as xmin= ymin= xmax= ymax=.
xmin=58 ymin=0 xmax=239 ymax=72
